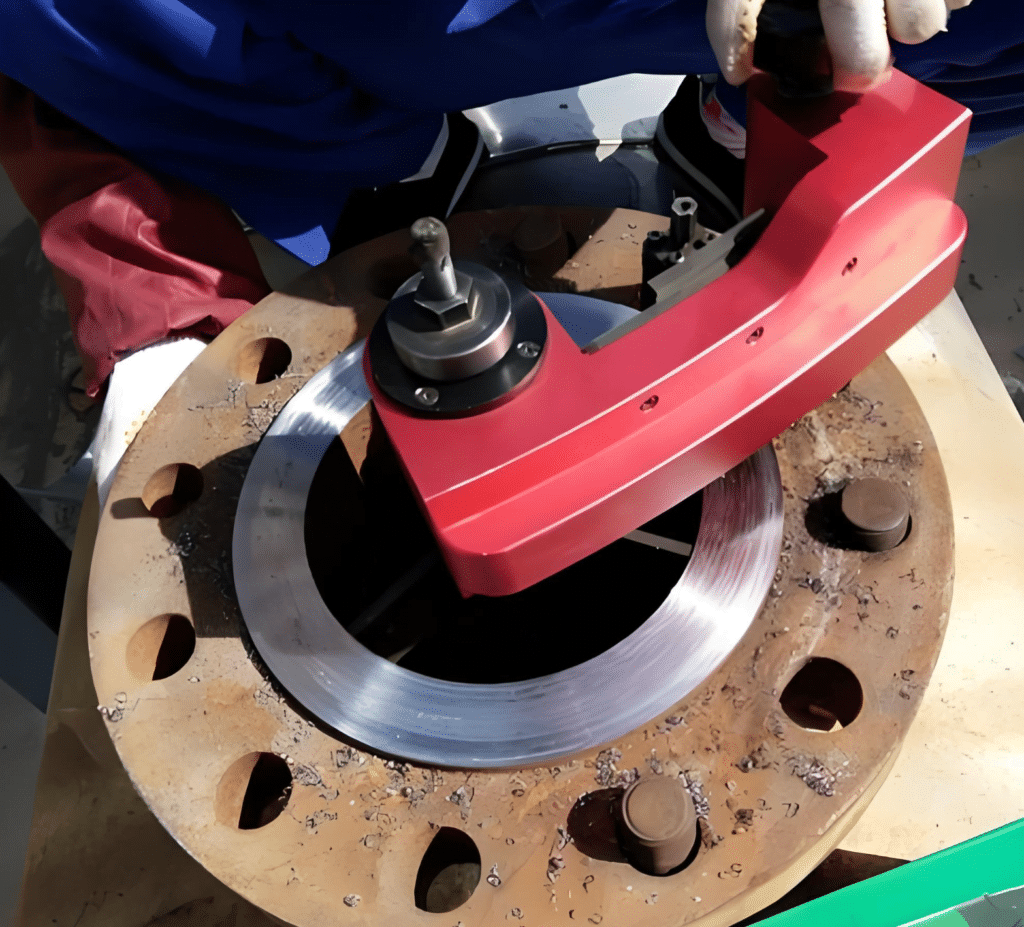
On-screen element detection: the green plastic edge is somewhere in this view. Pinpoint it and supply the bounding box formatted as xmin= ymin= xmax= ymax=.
xmin=757 ymin=818 xmax=1024 ymax=927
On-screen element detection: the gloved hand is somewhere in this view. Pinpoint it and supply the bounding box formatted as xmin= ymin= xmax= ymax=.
xmin=92 ymin=337 xmax=206 ymax=511
xmin=707 ymin=0 xmax=973 ymax=91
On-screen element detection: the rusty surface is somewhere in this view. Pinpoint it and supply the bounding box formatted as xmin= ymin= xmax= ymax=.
xmin=15 ymin=485 xmax=282 ymax=927
xmin=49 ymin=207 xmax=955 ymax=927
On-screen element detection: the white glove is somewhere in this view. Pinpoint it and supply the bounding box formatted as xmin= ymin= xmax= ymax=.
xmin=91 ymin=337 xmax=206 ymax=511
xmin=707 ymin=0 xmax=973 ymax=91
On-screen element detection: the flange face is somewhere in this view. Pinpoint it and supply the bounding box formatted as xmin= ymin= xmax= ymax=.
xmin=87 ymin=207 xmax=954 ymax=927
xmin=232 ymin=342 xmax=782 ymax=768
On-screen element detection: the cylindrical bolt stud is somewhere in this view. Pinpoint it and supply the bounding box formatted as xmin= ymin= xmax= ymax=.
xmin=840 ymin=478 xmax=910 ymax=551
xmin=410 ymin=217 xmax=459 ymax=301
xmin=617 ymin=777 xmax=697 ymax=876
xmin=670 ymin=196 xmax=698 ymax=249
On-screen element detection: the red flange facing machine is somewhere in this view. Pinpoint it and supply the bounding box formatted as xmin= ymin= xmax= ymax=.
xmin=365 ymin=69 xmax=970 ymax=599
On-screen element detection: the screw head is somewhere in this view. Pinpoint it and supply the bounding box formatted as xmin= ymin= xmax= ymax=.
xmin=414 ymin=386 xmax=440 ymax=407
xmin=516 ymin=341 xmax=541 ymax=359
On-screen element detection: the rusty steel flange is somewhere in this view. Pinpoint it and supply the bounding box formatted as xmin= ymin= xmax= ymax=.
xmin=87 ymin=207 xmax=953 ymax=927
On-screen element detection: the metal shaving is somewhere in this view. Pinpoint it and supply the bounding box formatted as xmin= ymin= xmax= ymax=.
xmin=736 ymin=744 xmax=773 ymax=773
xmin=293 ymin=764 xmax=323 ymax=787
xmin=254 ymin=686 xmax=285 ymax=708
xmin=305 ymin=810 xmax=338 ymax=834
xmin=788 ymin=757 xmax=837 ymax=797
xmin=447 ymin=785 xmax=474 ymax=819
xmin=334 ymin=747 xmax=361 ymax=768
xmin=594 ymin=748 xmax=637 ymax=788
xmin=400 ymin=785 xmax=427 ymax=803
xmin=682 ymin=772 xmax=711 ymax=819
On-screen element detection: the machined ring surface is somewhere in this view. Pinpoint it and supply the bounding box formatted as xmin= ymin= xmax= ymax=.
xmin=232 ymin=342 xmax=784 ymax=767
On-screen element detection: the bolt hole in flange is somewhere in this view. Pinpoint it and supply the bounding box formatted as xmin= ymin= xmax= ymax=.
xmin=414 ymin=827 xmax=481 ymax=913
xmin=141 ymin=463 xmax=203 ymax=517
xmin=216 ymin=752 xmax=293 ymax=830
xmin=126 ymin=613 xmax=196 ymax=681
xmin=236 ymin=336 xmax=292 ymax=384
xmin=780 ymin=657 xmax=863 ymax=732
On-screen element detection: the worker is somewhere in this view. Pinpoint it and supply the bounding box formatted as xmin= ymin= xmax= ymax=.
xmin=0 ymin=0 xmax=1014 ymax=506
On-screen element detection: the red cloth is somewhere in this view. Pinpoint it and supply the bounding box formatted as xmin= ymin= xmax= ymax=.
xmin=0 ymin=76 xmax=270 ymax=396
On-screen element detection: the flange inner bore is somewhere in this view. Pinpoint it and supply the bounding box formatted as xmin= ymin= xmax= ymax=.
xmin=304 ymin=428 xmax=704 ymax=683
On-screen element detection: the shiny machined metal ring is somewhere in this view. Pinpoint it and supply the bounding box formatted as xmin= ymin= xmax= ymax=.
xmin=232 ymin=342 xmax=784 ymax=768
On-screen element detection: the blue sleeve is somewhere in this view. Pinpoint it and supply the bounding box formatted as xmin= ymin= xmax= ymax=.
xmin=446 ymin=0 xmax=680 ymax=32
xmin=896 ymin=1 xmax=1024 ymax=154
xmin=3 ymin=0 xmax=1023 ymax=264
xmin=0 ymin=0 xmax=447 ymax=262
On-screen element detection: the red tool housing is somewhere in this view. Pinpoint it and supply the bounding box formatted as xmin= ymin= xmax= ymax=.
xmin=366 ymin=70 xmax=970 ymax=598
